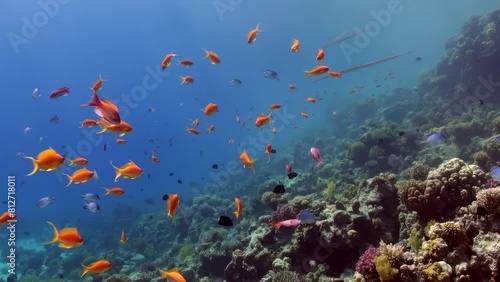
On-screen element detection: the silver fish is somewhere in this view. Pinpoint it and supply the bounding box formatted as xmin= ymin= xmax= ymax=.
xmin=36 ymin=196 xmax=54 ymax=208
xmin=84 ymin=201 xmax=100 ymax=213
xmin=81 ymin=193 xmax=100 ymax=202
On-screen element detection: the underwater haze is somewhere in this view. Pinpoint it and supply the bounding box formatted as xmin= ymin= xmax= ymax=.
xmin=1 ymin=0 xmax=500 ymax=281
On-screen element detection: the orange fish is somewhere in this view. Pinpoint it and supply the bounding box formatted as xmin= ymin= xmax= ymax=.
xmin=239 ymin=150 xmax=256 ymax=174
xmin=167 ymin=194 xmax=180 ymax=218
xmin=301 ymin=112 xmax=308 ymax=118
xmin=265 ymin=143 xmax=272 ymax=163
xmin=192 ymin=118 xmax=200 ymax=126
xmin=80 ymin=118 xmax=99 ymax=128
xmin=62 ymin=168 xmax=98 ymax=187
xmin=116 ymin=138 xmax=126 ymax=144
xmin=110 ymin=160 xmax=143 ymax=182
xmin=82 ymin=91 xmax=121 ymax=125
xmin=305 ymin=65 xmax=330 ymax=77
xmin=42 ymin=221 xmax=83 ymax=249
xmin=255 ymin=113 xmax=272 ymax=131
xmin=91 ymin=74 xmax=105 ymax=92
xmin=24 ymin=147 xmax=65 ymax=176
xmin=288 ymin=84 xmax=296 ymax=90
xmin=159 ymin=269 xmax=186 ymax=282
xmin=178 ymin=59 xmax=193 ymax=67
xmin=179 ymin=76 xmax=194 ymax=84
xmin=307 ymin=97 xmax=316 ymax=103
xmin=162 ymin=51 xmax=176 ymax=69
xmin=81 ymin=260 xmax=112 ymax=277
xmin=202 ymin=103 xmax=219 ymax=116
xmin=207 ymin=124 xmax=215 ymax=134
xmin=316 ymin=49 xmax=325 ymax=61
xmin=120 ymin=230 xmax=127 ymax=244
xmin=269 ymin=103 xmax=281 ymax=110
xmin=186 ymin=127 xmax=200 ymax=135
xmin=233 ymin=197 xmax=242 ymax=221
xmin=228 ymin=139 xmax=235 ymax=144
xmin=151 ymin=150 xmax=160 ymax=163
xmin=328 ymin=71 xmax=342 ymax=78
xmin=202 ymin=48 xmax=221 ymax=64
xmin=0 ymin=212 xmax=16 ymax=226
xmin=290 ymin=38 xmax=300 ymax=52
xmin=247 ymin=23 xmax=262 ymax=44
xmin=103 ymin=187 xmax=125 ymax=196
xmin=97 ymin=120 xmax=133 ymax=137
xmin=69 ymin=157 xmax=88 ymax=166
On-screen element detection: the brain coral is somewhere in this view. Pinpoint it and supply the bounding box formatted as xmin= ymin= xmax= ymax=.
xmin=399 ymin=158 xmax=486 ymax=222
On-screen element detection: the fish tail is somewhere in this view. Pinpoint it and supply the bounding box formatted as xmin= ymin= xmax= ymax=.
xmin=81 ymin=263 xmax=89 ymax=277
xmin=304 ymin=71 xmax=311 ymax=77
xmin=24 ymin=156 xmax=38 ymax=176
xmin=93 ymin=171 xmax=99 ymax=181
xmin=201 ymin=48 xmax=209 ymax=59
xmin=110 ymin=161 xmax=121 ymax=182
xmin=103 ymin=187 xmax=110 ymax=195
xmin=41 ymin=221 xmax=59 ymax=245
xmin=267 ymin=154 xmax=271 ymax=163
xmin=233 ymin=211 xmax=239 ymax=221
xmin=81 ymin=91 xmax=101 ymax=107
xmin=62 ymin=173 xmax=73 ymax=187
xmin=317 ymin=160 xmax=324 ymax=169
xmin=273 ymin=222 xmax=281 ymax=230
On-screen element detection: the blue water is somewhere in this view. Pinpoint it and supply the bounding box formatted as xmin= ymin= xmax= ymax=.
xmin=0 ymin=0 xmax=499 ymax=280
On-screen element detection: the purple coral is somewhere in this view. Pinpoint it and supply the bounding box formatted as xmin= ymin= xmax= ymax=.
xmin=269 ymin=204 xmax=296 ymax=223
xmin=355 ymin=247 xmax=380 ymax=276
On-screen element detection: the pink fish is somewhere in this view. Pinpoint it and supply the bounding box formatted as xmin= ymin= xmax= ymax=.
xmin=310 ymin=147 xmax=323 ymax=168
xmin=273 ymin=219 xmax=302 ymax=230
xmin=285 ymin=163 xmax=293 ymax=173
xmin=49 ymin=87 xmax=70 ymax=99
xmin=81 ymin=91 xmax=121 ymax=125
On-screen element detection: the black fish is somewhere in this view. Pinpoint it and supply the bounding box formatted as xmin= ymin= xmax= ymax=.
xmin=148 ymin=173 xmax=151 ymax=179
xmin=479 ymin=99 xmax=484 ymax=106
xmin=149 ymin=215 xmax=153 ymax=220
xmin=169 ymin=172 xmax=173 ymax=176
xmin=287 ymin=172 xmax=298 ymax=179
xmin=415 ymin=57 xmax=422 ymax=62
xmin=212 ymin=164 xmax=219 ymax=169
xmin=104 ymin=143 xmax=108 ymax=151
xmin=218 ymin=216 xmax=233 ymax=227
xmin=177 ymin=179 xmax=183 ymax=184
xmin=162 ymin=194 xmax=169 ymax=201
xmin=378 ymin=139 xmax=384 ymax=144
xmin=398 ymin=131 xmax=405 ymax=136
xmin=270 ymin=149 xmax=276 ymax=154
xmin=273 ymin=184 xmax=285 ymax=194
xmin=58 ymin=274 xmax=64 ymax=279
xmin=376 ymin=84 xmax=381 ymax=88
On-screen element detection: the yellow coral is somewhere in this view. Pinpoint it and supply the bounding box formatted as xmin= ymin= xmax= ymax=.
xmin=374 ymin=254 xmax=399 ymax=281
xmin=379 ymin=241 xmax=404 ymax=267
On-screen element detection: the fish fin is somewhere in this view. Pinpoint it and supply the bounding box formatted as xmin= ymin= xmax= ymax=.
xmin=41 ymin=221 xmax=59 ymax=245
xmin=62 ymin=173 xmax=72 ymax=187
xmin=93 ymin=171 xmax=99 ymax=181
xmin=110 ymin=161 xmax=121 ymax=182
xmin=103 ymin=187 xmax=109 ymax=195
xmin=23 ymin=156 xmax=38 ymax=176
xmin=273 ymin=222 xmax=281 ymax=230
xmin=81 ymin=263 xmax=89 ymax=277
xmin=81 ymin=91 xmax=100 ymax=107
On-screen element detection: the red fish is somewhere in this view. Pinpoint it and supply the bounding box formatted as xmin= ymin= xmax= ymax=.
xmin=49 ymin=87 xmax=70 ymax=99
xmin=82 ymin=91 xmax=121 ymax=125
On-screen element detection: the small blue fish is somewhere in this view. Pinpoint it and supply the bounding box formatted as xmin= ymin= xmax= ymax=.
xmin=84 ymin=201 xmax=100 ymax=213
xmin=421 ymin=132 xmax=446 ymax=145
xmin=229 ymin=79 xmax=242 ymax=85
xmin=263 ymin=69 xmax=280 ymax=80
xmin=298 ymin=210 xmax=316 ymax=224
xmin=36 ymin=196 xmax=54 ymax=208
xmin=490 ymin=166 xmax=500 ymax=181
xmin=81 ymin=193 xmax=100 ymax=203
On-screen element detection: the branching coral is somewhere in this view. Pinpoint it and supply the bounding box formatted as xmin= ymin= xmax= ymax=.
xmin=476 ymin=187 xmax=500 ymax=214
xmin=378 ymin=241 xmax=404 ymax=268
xmin=271 ymin=270 xmax=301 ymax=282
xmin=355 ymin=247 xmax=380 ymax=277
